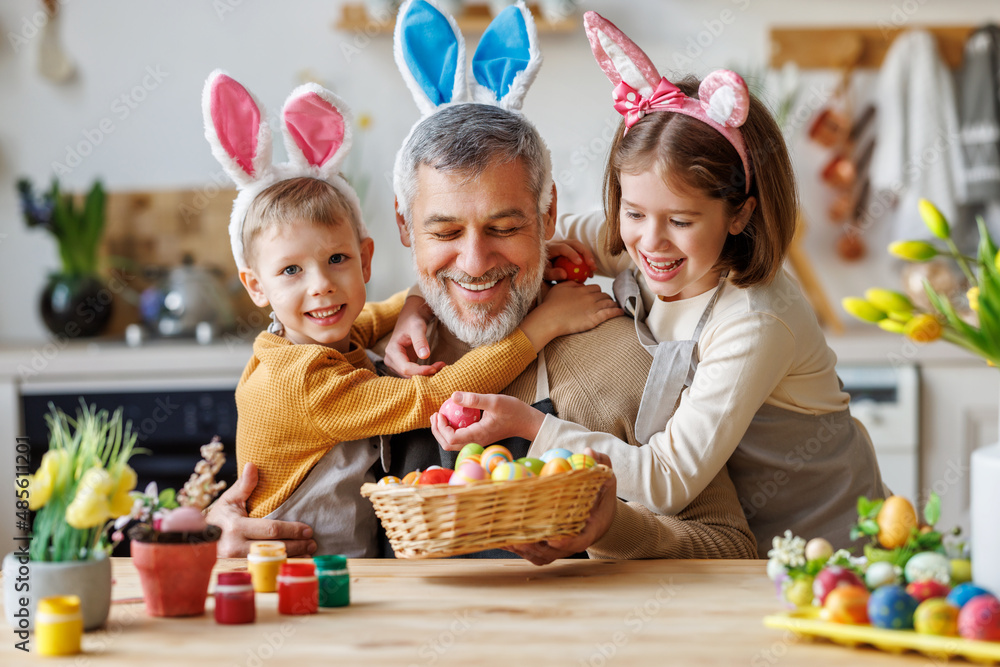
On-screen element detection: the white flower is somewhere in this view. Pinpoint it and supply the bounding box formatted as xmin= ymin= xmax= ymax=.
xmin=767 ymin=530 xmax=807 ymax=567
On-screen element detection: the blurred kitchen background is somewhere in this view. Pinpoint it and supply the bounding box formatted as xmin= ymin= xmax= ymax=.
xmin=1 ymin=0 xmax=999 ymax=549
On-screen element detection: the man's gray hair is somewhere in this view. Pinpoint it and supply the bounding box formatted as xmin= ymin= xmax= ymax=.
xmin=393 ymin=104 xmax=553 ymax=226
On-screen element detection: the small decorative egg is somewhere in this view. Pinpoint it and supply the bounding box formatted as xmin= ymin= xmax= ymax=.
xmin=517 ymin=457 xmax=545 ymax=477
xmin=783 ymin=576 xmax=814 ymax=607
xmin=868 ymin=585 xmax=919 ymax=630
xmin=876 ymin=495 xmax=918 ymax=549
xmin=949 ymin=558 xmax=973 ymax=585
xmin=540 ymin=448 xmax=573 ymax=463
xmin=540 ymin=458 xmax=573 ymax=477
xmin=491 ymin=461 xmax=533 ymax=482
xmin=159 ymin=506 xmax=208 ymax=533
xmin=914 ymin=598 xmax=960 ymax=636
xmin=568 ymin=453 xmax=596 ymax=470
xmin=454 ymin=443 xmax=484 ymax=469
xmin=426 ymin=465 xmax=443 ymax=471
xmin=822 ymin=585 xmax=869 ymax=624
xmin=813 ymin=566 xmax=865 ymax=605
xmin=377 ymin=476 xmax=402 ymax=486
xmin=947 ymin=583 xmax=994 ymax=609
xmin=957 ymin=594 xmax=1000 ymax=641
xmin=401 ymin=470 xmax=422 ymax=485
xmin=439 ymin=398 xmax=481 ymax=429
xmin=904 ymin=551 xmax=951 ymax=585
xmin=906 ymin=579 xmax=951 ymax=603
xmin=417 ymin=468 xmax=453 ymax=485
xmin=804 ymin=537 xmax=833 ymax=562
xmin=480 ymin=445 xmax=514 ymax=473
xmin=865 ymin=561 xmax=901 ymax=589
xmin=449 ymin=461 xmax=487 ymax=486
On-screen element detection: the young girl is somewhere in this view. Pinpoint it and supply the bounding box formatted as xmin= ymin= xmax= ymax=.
xmin=423 ymin=12 xmax=887 ymax=556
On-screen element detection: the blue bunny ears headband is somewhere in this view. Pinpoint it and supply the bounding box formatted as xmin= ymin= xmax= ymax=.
xmin=392 ymin=0 xmax=553 ymax=211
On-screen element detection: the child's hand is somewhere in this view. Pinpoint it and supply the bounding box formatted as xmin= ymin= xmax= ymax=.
xmin=544 ymin=238 xmax=597 ymax=283
xmin=383 ymin=295 xmax=446 ymax=378
xmin=518 ymin=282 xmax=623 ymax=350
xmin=429 ymin=392 xmax=546 ymax=451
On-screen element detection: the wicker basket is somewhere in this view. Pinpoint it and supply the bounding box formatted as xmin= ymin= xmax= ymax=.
xmin=361 ymin=465 xmax=612 ymax=559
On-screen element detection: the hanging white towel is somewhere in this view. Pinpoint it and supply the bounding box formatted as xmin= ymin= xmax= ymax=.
xmin=870 ymin=30 xmax=967 ymax=241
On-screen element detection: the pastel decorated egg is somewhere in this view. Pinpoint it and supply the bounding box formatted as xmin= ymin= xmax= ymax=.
xmin=957 ymin=594 xmax=1000 ymax=641
xmin=439 ymin=398 xmax=481 ymax=429
xmin=949 ymin=559 xmax=972 ymax=585
xmin=159 ymin=506 xmax=208 ymax=533
xmin=540 ymin=458 xmax=573 ymax=477
xmin=480 ymin=445 xmax=514 ymax=473
xmin=804 ymin=537 xmax=834 ymax=562
xmin=914 ymin=598 xmax=959 ymax=636
xmin=865 ymin=561 xmax=901 ymax=589
xmin=813 ymin=566 xmax=865 ymax=605
xmin=491 ymin=462 xmax=533 ymax=482
xmin=568 ymin=453 xmax=596 ymax=470
xmin=947 ymin=583 xmax=994 ymax=609
xmin=822 ymin=585 xmax=869 ymax=624
xmin=783 ymin=576 xmax=814 ymax=607
xmin=377 ymin=475 xmax=402 ymax=486
xmin=449 ymin=461 xmax=487 ymax=486
xmin=906 ymin=579 xmax=951 ymax=603
xmin=401 ymin=470 xmax=422 ymax=485
xmin=904 ymin=551 xmax=951 ymax=585
xmin=454 ymin=443 xmax=484 ymax=469
xmin=540 ymin=448 xmax=574 ymax=463
xmin=418 ymin=468 xmax=454 ymax=485
xmin=868 ymin=584 xmax=919 ymax=630
xmin=517 ymin=457 xmax=545 ymax=477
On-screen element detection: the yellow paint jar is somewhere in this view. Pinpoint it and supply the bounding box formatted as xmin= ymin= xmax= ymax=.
xmin=36 ymin=595 xmax=82 ymax=656
xmin=247 ymin=542 xmax=286 ymax=593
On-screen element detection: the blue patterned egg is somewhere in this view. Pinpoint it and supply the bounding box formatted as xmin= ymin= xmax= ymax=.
xmin=947 ymin=583 xmax=994 ymax=609
xmin=540 ymin=448 xmax=573 ymax=463
xmin=868 ymin=584 xmax=919 ymax=630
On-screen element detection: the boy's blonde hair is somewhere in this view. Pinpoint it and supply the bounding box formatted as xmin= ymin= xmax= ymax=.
xmin=242 ymin=177 xmax=365 ymax=267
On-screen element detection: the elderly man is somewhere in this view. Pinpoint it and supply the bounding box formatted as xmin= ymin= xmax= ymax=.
xmin=207 ymin=102 xmax=756 ymax=563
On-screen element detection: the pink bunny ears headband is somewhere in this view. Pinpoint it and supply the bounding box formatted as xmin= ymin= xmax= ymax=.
xmin=202 ymin=70 xmax=367 ymax=270
xmin=584 ymin=12 xmax=752 ymax=194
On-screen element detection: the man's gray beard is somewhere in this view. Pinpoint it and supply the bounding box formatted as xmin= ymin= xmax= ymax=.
xmin=415 ymin=251 xmax=546 ymax=348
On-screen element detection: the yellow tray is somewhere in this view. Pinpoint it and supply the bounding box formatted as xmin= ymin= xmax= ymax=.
xmin=764 ymin=607 xmax=1000 ymax=664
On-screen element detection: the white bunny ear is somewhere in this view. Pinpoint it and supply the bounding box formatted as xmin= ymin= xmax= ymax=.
xmin=583 ymin=11 xmax=660 ymax=97
xmin=698 ymin=70 xmax=750 ymax=128
xmin=202 ymin=69 xmax=272 ymax=187
xmin=469 ymin=1 xmax=541 ymax=111
xmin=281 ymin=83 xmax=353 ymax=179
xmin=394 ymin=0 xmax=468 ymax=116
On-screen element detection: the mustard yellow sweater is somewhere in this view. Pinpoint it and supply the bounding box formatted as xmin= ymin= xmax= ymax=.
xmin=236 ymin=291 xmax=537 ymax=518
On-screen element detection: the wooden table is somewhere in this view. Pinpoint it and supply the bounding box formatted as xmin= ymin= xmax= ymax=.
xmin=2 ymin=558 xmax=936 ymax=665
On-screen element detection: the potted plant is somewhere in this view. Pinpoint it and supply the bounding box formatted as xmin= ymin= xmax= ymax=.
xmin=843 ymin=199 xmax=1000 ymax=595
xmin=17 ymin=177 xmax=113 ymax=337
xmin=124 ymin=437 xmax=226 ymax=617
xmin=4 ymin=401 xmax=139 ymax=631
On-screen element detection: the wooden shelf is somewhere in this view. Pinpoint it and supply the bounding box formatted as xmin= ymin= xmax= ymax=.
xmin=334 ymin=3 xmax=577 ymax=34
xmin=770 ymin=25 xmax=975 ymax=69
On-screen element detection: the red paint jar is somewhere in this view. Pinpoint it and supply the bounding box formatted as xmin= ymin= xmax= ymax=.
xmin=277 ymin=561 xmax=318 ymax=615
xmin=214 ymin=571 xmax=255 ymax=625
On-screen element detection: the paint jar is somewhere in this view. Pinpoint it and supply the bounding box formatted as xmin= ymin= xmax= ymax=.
xmin=214 ymin=571 xmax=255 ymax=624
xmin=277 ymin=561 xmax=317 ymax=615
xmin=36 ymin=595 xmax=82 ymax=656
xmin=313 ymin=554 xmax=350 ymax=608
xmin=247 ymin=541 xmax=286 ymax=593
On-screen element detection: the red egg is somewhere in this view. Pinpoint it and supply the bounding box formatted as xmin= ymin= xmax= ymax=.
xmin=417 ymin=468 xmax=454 ymax=485
xmin=906 ymin=579 xmax=951 ymax=603
xmin=552 ymin=256 xmax=592 ymax=283
xmin=813 ymin=566 xmax=866 ymax=606
xmin=439 ymin=398 xmax=481 ymax=429
xmin=958 ymin=594 xmax=1000 ymax=641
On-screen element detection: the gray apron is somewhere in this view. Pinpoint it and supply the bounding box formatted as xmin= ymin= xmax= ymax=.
xmin=613 ymin=269 xmax=886 ymax=557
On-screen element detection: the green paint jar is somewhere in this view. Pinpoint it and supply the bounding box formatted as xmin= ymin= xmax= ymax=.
xmin=313 ymin=554 xmax=349 ymax=608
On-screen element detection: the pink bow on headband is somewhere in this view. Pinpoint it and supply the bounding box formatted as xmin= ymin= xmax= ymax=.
xmin=613 ymin=78 xmax=685 ymax=130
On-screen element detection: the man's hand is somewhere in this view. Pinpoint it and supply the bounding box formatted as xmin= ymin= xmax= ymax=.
xmin=429 ymin=392 xmax=545 ymax=451
xmin=206 ymin=462 xmax=317 ymax=558
xmin=506 ymin=449 xmax=617 ymax=565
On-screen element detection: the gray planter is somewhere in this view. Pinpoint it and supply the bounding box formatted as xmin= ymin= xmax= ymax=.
xmin=3 ymin=551 xmax=111 ymax=631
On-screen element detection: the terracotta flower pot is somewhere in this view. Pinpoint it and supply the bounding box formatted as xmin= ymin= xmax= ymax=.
xmin=131 ymin=539 xmax=218 ymax=617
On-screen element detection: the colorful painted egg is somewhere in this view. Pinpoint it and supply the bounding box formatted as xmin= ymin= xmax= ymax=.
xmin=783 ymin=576 xmax=814 ymax=607
xmin=401 ymin=470 xmax=422 ymax=485
xmin=439 ymin=398 xmax=481 ymax=429
xmin=491 ymin=462 xmax=533 ymax=482
xmin=804 ymin=537 xmax=833 ymax=562
xmin=876 ymin=495 xmax=918 ymax=549
xmin=947 ymin=583 xmax=994 ymax=609
xmin=540 ymin=458 xmax=573 ymax=477
xmin=160 ymin=506 xmax=208 ymax=532
xmin=914 ymin=598 xmax=959 ymax=636
xmin=540 ymin=448 xmax=573 ymax=463
xmin=377 ymin=476 xmax=401 ymax=486
xmin=449 ymin=461 xmax=487 ymax=486
xmin=906 ymin=579 xmax=951 ymax=603
xmin=552 ymin=256 xmax=592 ymax=283
xmin=822 ymin=585 xmax=869 ymax=624
xmin=813 ymin=566 xmax=865 ymax=605
xmin=480 ymin=445 xmax=514 ymax=473
xmin=868 ymin=585 xmax=919 ymax=630
xmin=904 ymin=551 xmax=951 ymax=585
xmin=568 ymin=453 xmax=596 ymax=470
xmin=949 ymin=558 xmax=973 ymax=585
xmin=865 ymin=561 xmax=901 ymax=589
xmin=418 ymin=468 xmax=453 ymax=485
xmin=958 ymin=594 xmax=1000 ymax=641
xmin=517 ymin=457 xmax=545 ymax=477
xmin=454 ymin=443 xmax=484 ymax=469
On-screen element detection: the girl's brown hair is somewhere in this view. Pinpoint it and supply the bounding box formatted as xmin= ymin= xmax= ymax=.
xmin=602 ymin=78 xmax=798 ymax=288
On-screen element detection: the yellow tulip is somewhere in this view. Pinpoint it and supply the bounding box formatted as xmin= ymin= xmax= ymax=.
xmin=887 ymin=310 xmax=915 ymax=323
xmin=918 ymin=199 xmax=950 ymax=240
xmin=77 ymin=466 xmax=114 ymax=496
xmin=27 ymin=471 xmax=53 ymax=510
xmin=65 ymin=492 xmax=111 ymax=529
xmin=842 ymin=297 xmax=886 ymax=323
xmin=889 ymin=240 xmax=938 ymax=262
xmin=968 ymin=286 xmax=980 ymax=312
xmin=904 ymin=314 xmax=943 ymax=343
xmin=864 ymin=288 xmax=913 ymax=314
xmin=878 ymin=319 xmax=907 ymax=334
xmin=109 ymin=465 xmax=137 ymax=517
